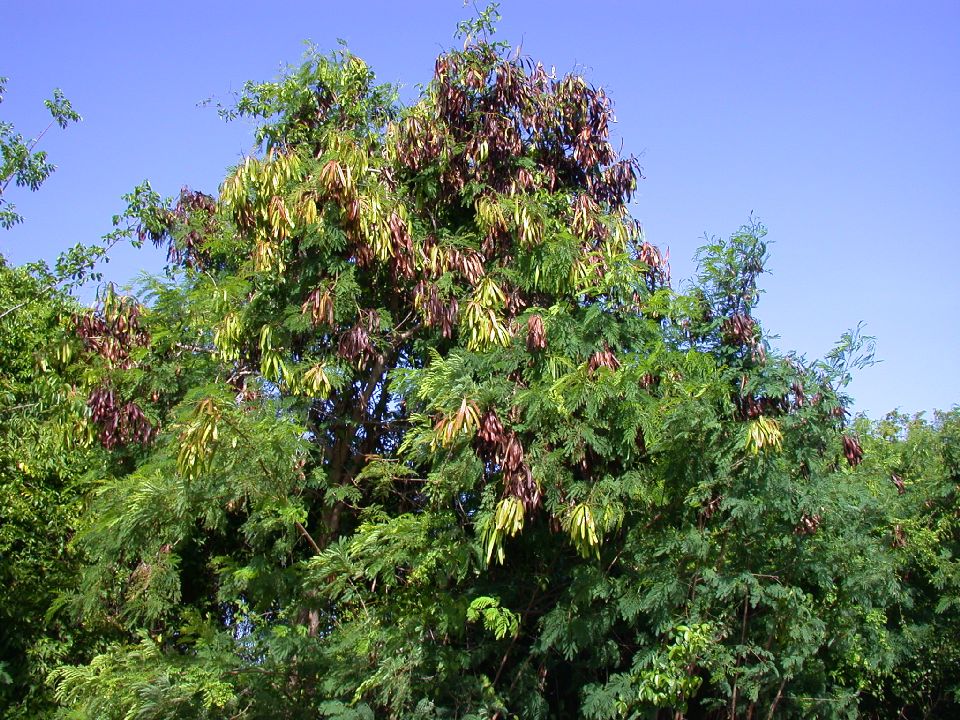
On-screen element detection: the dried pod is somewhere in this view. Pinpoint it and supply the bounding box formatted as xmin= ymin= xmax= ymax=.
xmin=842 ymin=435 xmax=864 ymax=467
xmin=701 ymin=495 xmax=723 ymax=521
xmin=504 ymin=288 xmax=526 ymax=318
xmin=505 ymin=463 xmax=541 ymax=512
xmin=635 ymin=426 xmax=647 ymax=455
xmin=302 ymin=287 xmax=335 ymax=326
xmin=638 ymin=241 xmax=661 ymax=269
xmin=891 ymin=473 xmax=906 ymax=495
xmin=500 ymin=433 xmax=524 ymax=472
xmin=526 ymin=314 xmax=546 ymax=352
xmin=722 ymin=314 xmax=757 ymax=347
xmin=791 ymin=382 xmax=806 ymax=408
xmin=87 ymin=384 xmax=155 ymax=449
xmin=588 ymin=346 xmax=620 ymax=374
xmin=160 ymin=188 xmax=218 ymax=268
xmin=831 ymin=405 xmax=850 ymax=421
xmin=416 ymin=282 xmax=459 ymax=339
xmin=736 ymin=395 xmax=763 ymax=420
xmin=891 ymin=524 xmax=907 ymax=548
xmin=73 ymin=293 xmax=150 ymax=369
xmin=338 ymin=324 xmax=372 ymax=364
xmin=794 ymin=513 xmax=822 ymax=535
xmin=477 ymin=409 xmax=505 ymax=446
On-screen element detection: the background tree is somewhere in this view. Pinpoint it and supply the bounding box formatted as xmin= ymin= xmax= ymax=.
xmin=852 ymin=410 xmax=960 ymax=719
xmin=0 ymin=77 xmax=80 ymax=229
xmin=0 ymin=78 xmax=102 ymax=719
xmin=0 ymin=259 xmax=116 ymax=718
xmin=0 ymin=82 xmax=160 ymax=719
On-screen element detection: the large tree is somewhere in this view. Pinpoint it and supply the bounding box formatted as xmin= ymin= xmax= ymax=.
xmin=49 ymin=10 xmax=939 ymax=719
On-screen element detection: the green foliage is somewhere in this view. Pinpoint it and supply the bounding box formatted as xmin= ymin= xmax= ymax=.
xmin=0 ymin=78 xmax=80 ymax=229
xmin=0 ymin=259 xmax=114 ymax=719
xmin=0 ymin=9 xmax=955 ymax=720
xmin=852 ymin=410 xmax=960 ymax=718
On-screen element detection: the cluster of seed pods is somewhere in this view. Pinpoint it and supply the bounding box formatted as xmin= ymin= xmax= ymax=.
xmin=73 ymin=292 xmax=155 ymax=449
xmin=476 ymin=409 xmax=540 ymax=512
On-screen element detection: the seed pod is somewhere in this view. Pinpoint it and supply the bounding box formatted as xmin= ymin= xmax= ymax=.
xmin=794 ymin=513 xmax=822 ymax=535
xmin=526 ymin=314 xmax=546 ymax=352
xmin=791 ymin=382 xmax=806 ymax=408
xmin=500 ymin=433 xmax=524 ymax=472
xmin=722 ymin=314 xmax=757 ymax=347
xmin=831 ymin=405 xmax=850 ymax=421
xmin=892 ymin=524 xmax=907 ymax=548
xmin=505 ymin=463 xmax=540 ymax=512
xmin=891 ymin=473 xmax=906 ymax=495
xmin=87 ymin=384 xmax=155 ymax=449
xmin=302 ymin=287 xmax=334 ymax=327
xmin=842 ymin=435 xmax=864 ymax=466
xmin=588 ymin=346 xmax=620 ymax=374
xmin=338 ymin=324 xmax=372 ymax=364
xmin=477 ymin=409 xmax=505 ymax=446
xmin=700 ymin=495 xmax=722 ymax=521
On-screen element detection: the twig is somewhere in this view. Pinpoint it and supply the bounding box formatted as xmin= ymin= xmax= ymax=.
xmin=495 ymin=585 xmax=541 ymax=691
xmin=175 ymin=342 xmax=217 ymax=354
xmin=766 ymin=678 xmax=787 ymax=720
xmin=730 ymin=588 xmax=750 ymax=719
xmin=0 ymin=301 xmax=29 ymax=321
xmin=0 ymin=401 xmax=39 ymax=414
xmin=295 ymin=520 xmax=322 ymax=555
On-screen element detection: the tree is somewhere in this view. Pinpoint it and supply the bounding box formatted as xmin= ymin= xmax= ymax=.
xmin=0 ymin=258 xmax=120 ymax=719
xmin=48 ymin=8 xmax=932 ymax=719
xmin=0 ymin=79 xmax=116 ymax=720
xmin=0 ymin=77 xmax=80 ymax=229
xmin=852 ymin=410 xmax=960 ymax=719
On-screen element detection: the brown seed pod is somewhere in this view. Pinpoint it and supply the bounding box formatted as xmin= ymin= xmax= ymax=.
xmin=700 ymin=495 xmax=723 ymax=521
xmin=721 ymin=314 xmax=757 ymax=347
xmin=87 ymin=384 xmax=156 ymax=449
xmin=794 ymin=513 xmax=822 ymax=535
xmin=736 ymin=395 xmax=764 ymax=420
xmin=891 ymin=473 xmax=906 ymax=495
xmin=500 ymin=433 xmax=524 ymax=473
xmin=477 ymin=409 xmax=505 ymax=446
xmin=842 ymin=435 xmax=864 ymax=467
xmin=338 ymin=324 xmax=373 ymax=364
xmin=73 ymin=293 xmax=150 ymax=369
xmin=588 ymin=346 xmax=620 ymax=374
xmin=302 ymin=287 xmax=334 ymax=327
xmin=791 ymin=382 xmax=806 ymax=408
xmin=891 ymin=524 xmax=907 ymax=548
xmin=526 ymin=314 xmax=546 ymax=352
xmin=505 ymin=463 xmax=541 ymax=512
xmin=831 ymin=405 xmax=850 ymax=421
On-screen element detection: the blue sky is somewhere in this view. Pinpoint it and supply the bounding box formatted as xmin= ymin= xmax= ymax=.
xmin=2 ymin=1 xmax=958 ymax=418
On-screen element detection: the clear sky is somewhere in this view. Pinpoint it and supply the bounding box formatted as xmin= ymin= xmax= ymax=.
xmin=2 ymin=1 xmax=958 ymax=418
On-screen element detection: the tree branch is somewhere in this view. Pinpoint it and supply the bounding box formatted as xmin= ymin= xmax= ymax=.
xmin=295 ymin=520 xmax=322 ymax=555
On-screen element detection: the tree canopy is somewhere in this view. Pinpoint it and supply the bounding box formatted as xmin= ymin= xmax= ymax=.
xmin=1 ymin=8 xmax=958 ymax=719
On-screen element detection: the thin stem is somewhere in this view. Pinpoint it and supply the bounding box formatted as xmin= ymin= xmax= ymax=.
xmin=765 ymin=678 xmax=787 ymax=720
xmin=295 ymin=520 xmax=322 ymax=555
